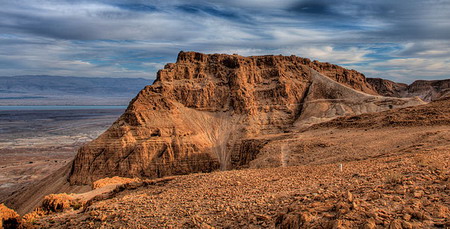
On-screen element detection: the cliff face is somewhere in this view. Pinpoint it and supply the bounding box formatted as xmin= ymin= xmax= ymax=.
xmin=366 ymin=78 xmax=408 ymax=97
xmin=368 ymin=78 xmax=450 ymax=102
xmin=69 ymin=52 xmax=423 ymax=185
xmin=407 ymin=80 xmax=450 ymax=101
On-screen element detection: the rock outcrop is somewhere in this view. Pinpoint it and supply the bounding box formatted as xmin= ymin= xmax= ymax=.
xmin=407 ymin=79 xmax=450 ymax=101
xmin=366 ymin=78 xmax=408 ymax=97
xmin=368 ymin=78 xmax=450 ymax=102
xmin=68 ymin=52 xmax=424 ymax=185
xmin=0 ymin=204 xmax=20 ymax=228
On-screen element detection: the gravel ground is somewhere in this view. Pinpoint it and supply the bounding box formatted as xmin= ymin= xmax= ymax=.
xmin=33 ymin=148 xmax=449 ymax=228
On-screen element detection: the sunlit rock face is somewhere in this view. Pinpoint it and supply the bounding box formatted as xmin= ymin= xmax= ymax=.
xmin=69 ymin=52 xmax=424 ymax=185
xmin=368 ymin=78 xmax=450 ymax=102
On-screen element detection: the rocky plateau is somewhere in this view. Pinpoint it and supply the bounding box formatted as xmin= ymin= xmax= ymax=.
xmin=66 ymin=52 xmax=422 ymax=186
xmin=1 ymin=52 xmax=449 ymax=228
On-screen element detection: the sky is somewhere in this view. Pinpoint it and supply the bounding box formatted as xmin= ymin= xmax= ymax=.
xmin=1 ymin=0 xmax=450 ymax=83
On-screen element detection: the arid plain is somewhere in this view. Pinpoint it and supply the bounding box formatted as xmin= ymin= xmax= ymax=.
xmin=0 ymin=109 xmax=123 ymax=202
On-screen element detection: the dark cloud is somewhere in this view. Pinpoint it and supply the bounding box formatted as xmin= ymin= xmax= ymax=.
xmin=287 ymin=0 xmax=387 ymax=23
xmin=286 ymin=0 xmax=450 ymax=41
xmin=289 ymin=0 xmax=337 ymax=16
xmin=115 ymin=3 xmax=157 ymax=12
xmin=176 ymin=4 xmax=246 ymax=22
xmin=0 ymin=0 xmax=449 ymax=82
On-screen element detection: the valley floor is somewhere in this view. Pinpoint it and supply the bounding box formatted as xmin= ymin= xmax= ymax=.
xmin=0 ymin=109 xmax=123 ymax=202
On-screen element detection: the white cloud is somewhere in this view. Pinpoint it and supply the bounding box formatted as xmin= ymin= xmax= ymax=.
xmin=345 ymin=57 xmax=450 ymax=83
xmin=1 ymin=0 xmax=450 ymax=83
xmin=290 ymin=46 xmax=373 ymax=64
xmin=374 ymin=58 xmax=450 ymax=78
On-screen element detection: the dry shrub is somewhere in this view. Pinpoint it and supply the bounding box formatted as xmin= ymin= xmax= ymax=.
xmin=0 ymin=203 xmax=21 ymax=229
xmin=41 ymin=193 xmax=76 ymax=212
xmin=92 ymin=176 xmax=141 ymax=189
xmin=385 ymin=172 xmax=403 ymax=185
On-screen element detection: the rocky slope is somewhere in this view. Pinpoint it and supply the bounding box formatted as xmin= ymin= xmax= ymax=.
xmin=25 ymin=98 xmax=450 ymax=228
xmin=367 ymin=78 xmax=450 ymax=102
xmin=3 ymin=52 xmax=425 ymax=215
xmin=68 ymin=52 xmax=422 ymax=185
xmin=366 ymin=78 xmax=408 ymax=97
xmin=406 ymin=80 xmax=450 ymax=101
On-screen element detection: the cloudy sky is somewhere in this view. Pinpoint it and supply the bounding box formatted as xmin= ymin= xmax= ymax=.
xmin=1 ymin=0 xmax=450 ymax=83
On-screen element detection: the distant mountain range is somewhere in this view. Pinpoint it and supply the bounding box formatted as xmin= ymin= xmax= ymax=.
xmin=367 ymin=78 xmax=450 ymax=102
xmin=0 ymin=75 xmax=151 ymax=105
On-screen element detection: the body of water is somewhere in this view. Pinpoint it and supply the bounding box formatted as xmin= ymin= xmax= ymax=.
xmin=0 ymin=105 xmax=127 ymax=111
xmin=0 ymin=107 xmax=125 ymax=139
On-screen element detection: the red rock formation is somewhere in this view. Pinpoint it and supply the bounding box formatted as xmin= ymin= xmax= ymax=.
xmin=303 ymin=59 xmax=378 ymax=95
xmin=407 ymin=79 xmax=450 ymax=101
xmin=68 ymin=52 xmax=423 ymax=185
xmin=366 ymin=78 xmax=408 ymax=97
xmin=368 ymin=78 xmax=450 ymax=101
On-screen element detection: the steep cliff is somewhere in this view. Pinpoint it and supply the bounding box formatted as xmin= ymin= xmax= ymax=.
xmin=407 ymin=79 xmax=450 ymax=101
xmin=68 ymin=52 xmax=423 ymax=185
xmin=368 ymin=78 xmax=450 ymax=102
xmin=366 ymin=78 xmax=408 ymax=97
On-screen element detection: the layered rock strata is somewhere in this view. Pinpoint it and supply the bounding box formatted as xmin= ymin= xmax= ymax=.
xmin=68 ymin=52 xmax=424 ymax=185
xmin=368 ymin=78 xmax=450 ymax=102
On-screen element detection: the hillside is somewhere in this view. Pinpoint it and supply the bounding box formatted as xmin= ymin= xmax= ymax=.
xmin=2 ymin=52 xmax=426 ymax=215
xmin=0 ymin=75 xmax=149 ymax=105
xmin=68 ymin=52 xmax=422 ymax=185
xmin=21 ymin=98 xmax=450 ymax=228
xmin=367 ymin=78 xmax=450 ymax=102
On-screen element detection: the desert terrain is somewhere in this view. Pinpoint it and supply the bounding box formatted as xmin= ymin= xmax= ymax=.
xmin=0 ymin=108 xmax=124 ymax=202
xmin=3 ymin=0 xmax=450 ymax=227
xmin=1 ymin=52 xmax=449 ymax=228
xmin=21 ymin=98 xmax=450 ymax=228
